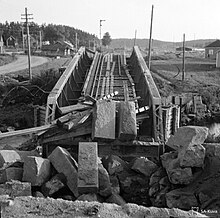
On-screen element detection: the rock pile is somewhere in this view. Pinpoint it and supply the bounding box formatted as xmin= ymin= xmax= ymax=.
xmin=0 ymin=125 xmax=218 ymax=217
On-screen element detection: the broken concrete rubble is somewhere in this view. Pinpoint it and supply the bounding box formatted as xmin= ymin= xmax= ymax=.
xmin=92 ymin=100 xmax=116 ymax=140
xmin=78 ymin=142 xmax=98 ymax=194
xmin=48 ymin=146 xmax=78 ymax=197
xmin=178 ymin=144 xmax=206 ymax=167
xmin=131 ymin=156 xmax=158 ymax=177
xmin=166 ymin=188 xmax=198 ymax=210
xmin=0 ymin=150 xmax=39 ymax=168
xmin=22 ymin=156 xmax=51 ymax=186
xmin=118 ymin=101 xmax=137 ymax=140
xmin=41 ymin=173 xmax=66 ymax=197
xmin=167 ymin=126 xmax=208 ymax=151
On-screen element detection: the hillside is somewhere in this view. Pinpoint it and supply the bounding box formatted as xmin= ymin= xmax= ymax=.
xmin=110 ymin=38 xmax=217 ymax=51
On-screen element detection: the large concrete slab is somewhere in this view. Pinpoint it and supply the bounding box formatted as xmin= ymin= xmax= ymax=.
xmin=0 ymin=150 xmax=39 ymax=168
xmin=22 ymin=156 xmax=51 ymax=186
xmin=48 ymin=146 xmax=78 ymax=197
xmin=78 ymin=142 xmax=98 ymax=194
xmin=92 ymin=100 xmax=116 ymax=140
xmin=118 ymin=101 xmax=137 ymax=140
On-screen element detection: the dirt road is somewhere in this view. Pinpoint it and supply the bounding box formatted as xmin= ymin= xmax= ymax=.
xmin=0 ymin=55 xmax=48 ymax=75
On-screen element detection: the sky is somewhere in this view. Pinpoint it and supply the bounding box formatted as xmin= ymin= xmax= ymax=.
xmin=0 ymin=0 xmax=219 ymax=42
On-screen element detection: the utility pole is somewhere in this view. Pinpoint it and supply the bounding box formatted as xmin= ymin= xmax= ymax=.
xmin=148 ymin=5 xmax=154 ymax=71
xmin=21 ymin=26 xmax=25 ymax=51
xmin=134 ymin=29 xmax=137 ymax=46
xmin=21 ymin=7 xmax=33 ymax=80
xmin=75 ymin=32 xmax=78 ymax=51
xmin=99 ymin=19 xmax=105 ymax=50
xmin=39 ymin=30 xmax=42 ymax=50
xmin=182 ymin=33 xmax=185 ymax=81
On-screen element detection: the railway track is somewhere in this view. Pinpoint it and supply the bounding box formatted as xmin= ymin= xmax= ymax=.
xmin=83 ymin=52 xmax=138 ymax=105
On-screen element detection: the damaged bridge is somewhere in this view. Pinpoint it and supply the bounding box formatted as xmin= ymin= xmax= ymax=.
xmin=42 ymin=46 xmax=164 ymax=157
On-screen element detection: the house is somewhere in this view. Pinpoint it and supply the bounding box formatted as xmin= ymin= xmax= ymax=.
xmin=205 ymin=39 xmax=220 ymax=59
xmin=41 ymin=41 xmax=75 ymax=56
xmin=176 ymin=47 xmax=193 ymax=52
xmin=6 ymin=35 xmax=17 ymax=47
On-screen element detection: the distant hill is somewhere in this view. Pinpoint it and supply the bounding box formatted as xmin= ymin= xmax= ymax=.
xmin=110 ymin=38 xmax=217 ymax=51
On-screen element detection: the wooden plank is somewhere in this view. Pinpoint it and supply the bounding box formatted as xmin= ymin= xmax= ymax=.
xmin=42 ymin=122 xmax=92 ymax=144
xmin=63 ymin=110 xmax=92 ymax=131
xmin=100 ymin=77 xmax=106 ymax=97
xmin=59 ymin=103 xmax=92 ymax=115
xmin=123 ymin=80 xmax=129 ymax=101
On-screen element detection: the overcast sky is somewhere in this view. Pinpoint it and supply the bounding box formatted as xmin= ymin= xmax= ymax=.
xmin=0 ymin=0 xmax=219 ymax=42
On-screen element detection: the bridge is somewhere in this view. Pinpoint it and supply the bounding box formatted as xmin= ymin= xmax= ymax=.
xmin=45 ymin=46 xmax=163 ymax=143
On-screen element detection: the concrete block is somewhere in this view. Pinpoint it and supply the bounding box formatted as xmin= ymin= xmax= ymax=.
xmin=0 ymin=167 xmax=23 ymax=183
xmin=131 ymin=157 xmax=158 ymax=177
xmin=92 ymin=100 xmax=116 ymax=140
xmin=22 ymin=156 xmax=51 ymax=186
xmin=41 ymin=173 xmax=66 ymax=197
xmin=78 ymin=142 xmax=98 ymax=194
xmin=48 ymin=146 xmax=78 ymax=197
xmin=0 ymin=180 xmax=31 ymax=197
xmin=0 ymin=150 xmax=40 ymax=168
xmin=119 ymin=101 xmax=137 ymax=140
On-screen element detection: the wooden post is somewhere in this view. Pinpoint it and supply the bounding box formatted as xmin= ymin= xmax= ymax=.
xmin=182 ymin=33 xmax=185 ymax=81
xmin=148 ymin=5 xmax=154 ymax=71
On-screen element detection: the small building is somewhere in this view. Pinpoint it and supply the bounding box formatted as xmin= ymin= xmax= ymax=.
xmin=6 ymin=35 xmax=16 ymax=48
xmin=205 ymin=39 xmax=220 ymax=59
xmin=176 ymin=46 xmax=192 ymax=52
xmin=41 ymin=41 xmax=75 ymax=56
xmin=216 ymin=50 xmax=220 ymax=68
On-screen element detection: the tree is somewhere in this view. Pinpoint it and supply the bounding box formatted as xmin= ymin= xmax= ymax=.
xmin=102 ymin=32 xmax=111 ymax=47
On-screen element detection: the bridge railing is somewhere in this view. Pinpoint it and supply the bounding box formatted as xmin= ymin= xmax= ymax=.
xmin=129 ymin=46 xmax=164 ymax=141
xmin=45 ymin=47 xmax=91 ymax=124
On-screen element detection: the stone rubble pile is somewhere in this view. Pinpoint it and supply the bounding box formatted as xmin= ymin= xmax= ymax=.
xmin=0 ymin=125 xmax=219 ymax=217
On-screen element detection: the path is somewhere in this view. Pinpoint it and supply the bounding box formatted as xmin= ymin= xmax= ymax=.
xmin=0 ymin=55 xmax=48 ymax=75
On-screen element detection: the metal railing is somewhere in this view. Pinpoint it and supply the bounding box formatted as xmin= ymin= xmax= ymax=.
xmin=129 ymin=46 xmax=164 ymax=141
xmin=45 ymin=47 xmax=91 ymax=124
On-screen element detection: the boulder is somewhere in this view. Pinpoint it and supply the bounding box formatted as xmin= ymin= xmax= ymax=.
xmin=167 ymin=166 xmax=193 ymax=185
xmin=106 ymin=193 xmax=126 ymax=206
xmin=149 ymin=167 xmax=167 ymax=186
xmin=98 ymin=162 xmax=112 ymax=197
xmin=0 ymin=167 xmax=23 ymax=183
xmin=110 ymin=175 xmax=120 ymax=195
xmin=48 ymin=146 xmax=78 ymax=197
xmin=118 ymin=170 xmax=151 ymax=206
xmin=0 ymin=150 xmax=39 ymax=168
xmin=167 ymin=126 xmax=208 ymax=151
xmin=160 ymin=151 xmax=178 ymax=169
xmin=161 ymin=152 xmax=193 ymax=185
xmin=131 ymin=157 xmax=158 ymax=177
xmin=178 ymin=144 xmax=206 ymax=167
xmin=166 ymin=189 xmax=198 ymax=210
xmin=22 ymin=156 xmax=51 ymax=186
xmin=102 ymin=155 xmax=128 ymax=176
xmin=41 ymin=173 xmax=66 ymax=197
